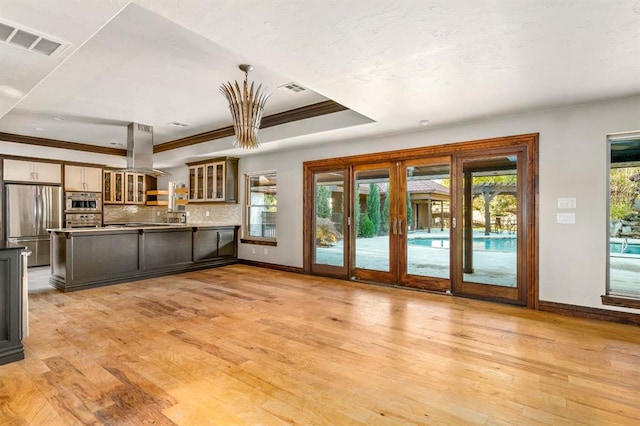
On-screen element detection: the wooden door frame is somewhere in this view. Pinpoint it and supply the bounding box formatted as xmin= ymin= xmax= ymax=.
xmin=302 ymin=133 xmax=538 ymax=309
xmin=303 ymin=165 xmax=351 ymax=279
xmin=451 ymin=146 xmax=529 ymax=305
xmin=351 ymin=161 xmax=399 ymax=284
xmin=398 ymin=156 xmax=453 ymax=292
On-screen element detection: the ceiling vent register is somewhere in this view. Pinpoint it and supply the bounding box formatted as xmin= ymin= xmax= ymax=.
xmin=0 ymin=20 xmax=66 ymax=56
xmin=281 ymin=82 xmax=306 ymax=93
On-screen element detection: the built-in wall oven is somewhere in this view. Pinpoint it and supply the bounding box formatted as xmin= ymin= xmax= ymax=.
xmin=65 ymin=213 xmax=102 ymax=228
xmin=64 ymin=192 xmax=102 ymax=228
xmin=65 ymin=192 xmax=102 ymax=212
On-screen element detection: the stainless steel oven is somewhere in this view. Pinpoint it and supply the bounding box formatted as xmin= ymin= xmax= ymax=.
xmin=65 ymin=213 xmax=102 ymax=228
xmin=65 ymin=192 xmax=102 ymax=212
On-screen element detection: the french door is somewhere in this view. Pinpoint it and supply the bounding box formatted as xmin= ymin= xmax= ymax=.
xmin=452 ymin=148 xmax=528 ymax=305
xmin=305 ymin=134 xmax=537 ymax=307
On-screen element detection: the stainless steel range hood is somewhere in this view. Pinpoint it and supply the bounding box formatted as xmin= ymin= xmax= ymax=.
xmin=119 ymin=122 xmax=167 ymax=176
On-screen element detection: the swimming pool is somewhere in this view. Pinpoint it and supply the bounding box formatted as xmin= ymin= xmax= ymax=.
xmin=408 ymin=237 xmax=517 ymax=252
xmin=610 ymin=242 xmax=640 ymax=255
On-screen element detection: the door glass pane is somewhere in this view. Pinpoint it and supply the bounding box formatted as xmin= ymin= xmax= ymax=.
xmin=355 ymin=169 xmax=390 ymax=272
xmin=314 ymin=171 xmax=345 ymax=267
xmin=461 ymin=156 xmax=518 ymax=286
xmin=104 ymin=172 xmax=112 ymax=201
xmin=126 ymin=173 xmax=134 ymax=203
xmin=136 ymin=175 xmax=144 ymax=202
xmin=115 ymin=173 xmax=123 ymax=202
xmin=197 ymin=167 xmax=204 ymax=200
xmin=406 ymin=163 xmax=451 ymax=279
xmin=609 ymin=136 xmax=640 ymax=297
xmin=189 ymin=167 xmax=196 ymax=199
xmin=216 ymin=163 xmax=224 ymax=199
xmin=206 ymin=164 xmax=214 ymax=199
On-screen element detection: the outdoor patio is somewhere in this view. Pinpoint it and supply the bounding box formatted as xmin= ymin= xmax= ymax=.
xmin=316 ymin=229 xmax=518 ymax=287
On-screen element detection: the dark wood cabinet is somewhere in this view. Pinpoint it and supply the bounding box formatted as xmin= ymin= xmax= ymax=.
xmin=187 ymin=157 xmax=238 ymax=203
xmin=193 ymin=226 xmax=237 ymax=261
xmin=50 ymin=225 xmax=239 ymax=292
xmin=0 ymin=244 xmax=25 ymax=365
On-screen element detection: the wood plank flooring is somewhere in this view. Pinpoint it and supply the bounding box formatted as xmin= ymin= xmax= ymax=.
xmin=2 ymin=264 xmax=640 ymax=425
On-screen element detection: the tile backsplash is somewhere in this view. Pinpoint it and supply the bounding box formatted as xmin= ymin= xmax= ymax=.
xmin=185 ymin=203 xmax=241 ymax=225
xmin=104 ymin=203 xmax=241 ymax=225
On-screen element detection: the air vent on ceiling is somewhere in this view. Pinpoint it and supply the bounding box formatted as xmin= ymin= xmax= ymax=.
xmin=0 ymin=19 xmax=66 ymax=57
xmin=280 ymin=82 xmax=306 ymax=93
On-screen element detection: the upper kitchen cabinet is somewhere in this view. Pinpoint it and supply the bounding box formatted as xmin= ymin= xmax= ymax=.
xmin=125 ymin=173 xmax=146 ymax=204
xmin=64 ymin=165 xmax=102 ymax=192
xmin=187 ymin=157 xmax=238 ymax=203
xmin=104 ymin=170 xmax=124 ymax=204
xmin=188 ymin=164 xmax=205 ymax=201
xmin=104 ymin=171 xmax=153 ymax=205
xmin=3 ymin=159 xmax=61 ymax=184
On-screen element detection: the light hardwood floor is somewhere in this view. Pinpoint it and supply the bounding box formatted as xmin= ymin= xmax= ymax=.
xmin=2 ymin=264 xmax=639 ymax=425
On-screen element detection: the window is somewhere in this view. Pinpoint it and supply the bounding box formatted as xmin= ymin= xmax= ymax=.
xmin=245 ymin=171 xmax=277 ymax=242
xmin=606 ymin=132 xmax=640 ymax=307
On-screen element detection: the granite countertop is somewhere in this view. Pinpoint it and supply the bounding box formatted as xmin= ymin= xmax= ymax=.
xmin=48 ymin=222 xmax=240 ymax=233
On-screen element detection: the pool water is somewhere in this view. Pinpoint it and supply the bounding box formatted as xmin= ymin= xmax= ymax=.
xmin=610 ymin=242 xmax=640 ymax=255
xmin=409 ymin=237 xmax=517 ymax=252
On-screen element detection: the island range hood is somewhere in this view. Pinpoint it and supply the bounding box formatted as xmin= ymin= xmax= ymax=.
xmin=119 ymin=122 xmax=167 ymax=176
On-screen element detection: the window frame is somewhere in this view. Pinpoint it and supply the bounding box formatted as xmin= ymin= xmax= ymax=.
xmin=604 ymin=131 xmax=640 ymax=308
xmin=242 ymin=170 xmax=277 ymax=246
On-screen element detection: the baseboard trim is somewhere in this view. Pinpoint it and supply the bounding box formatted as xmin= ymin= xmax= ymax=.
xmin=239 ymin=259 xmax=304 ymax=274
xmin=539 ymin=300 xmax=640 ymax=326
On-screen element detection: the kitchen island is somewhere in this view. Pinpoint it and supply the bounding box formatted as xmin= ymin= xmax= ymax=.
xmin=0 ymin=242 xmax=26 ymax=365
xmin=49 ymin=224 xmax=238 ymax=292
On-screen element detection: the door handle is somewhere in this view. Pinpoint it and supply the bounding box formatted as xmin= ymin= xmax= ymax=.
xmin=398 ymin=219 xmax=403 ymax=236
xmin=452 ymin=218 xmax=456 ymax=229
xmin=392 ymin=218 xmax=397 ymax=235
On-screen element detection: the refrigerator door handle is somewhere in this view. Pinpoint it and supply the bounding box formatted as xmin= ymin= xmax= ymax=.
xmin=37 ymin=188 xmax=43 ymax=235
xmin=33 ymin=189 xmax=39 ymax=236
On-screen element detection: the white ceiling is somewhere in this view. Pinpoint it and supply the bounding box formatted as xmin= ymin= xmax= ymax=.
xmin=1 ymin=0 xmax=640 ymax=168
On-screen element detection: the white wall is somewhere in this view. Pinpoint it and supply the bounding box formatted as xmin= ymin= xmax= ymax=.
xmin=237 ymin=95 xmax=640 ymax=313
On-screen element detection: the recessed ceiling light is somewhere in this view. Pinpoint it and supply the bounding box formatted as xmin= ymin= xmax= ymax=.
xmin=168 ymin=121 xmax=189 ymax=128
xmin=35 ymin=127 xmax=46 ymax=131
xmin=53 ymin=116 xmax=65 ymax=121
xmin=109 ymin=141 xmax=123 ymax=147
xmin=419 ymin=119 xmax=430 ymax=126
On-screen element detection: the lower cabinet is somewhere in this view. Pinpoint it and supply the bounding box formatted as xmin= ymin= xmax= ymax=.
xmin=50 ymin=226 xmax=239 ymax=292
xmin=0 ymin=246 xmax=25 ymax=365
xmin=193 ymin=227 xmax=237 ymax=261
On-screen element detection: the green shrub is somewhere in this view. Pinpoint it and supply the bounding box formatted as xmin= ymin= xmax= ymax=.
xmin=360 ymin=214 xmax=376 ymax=238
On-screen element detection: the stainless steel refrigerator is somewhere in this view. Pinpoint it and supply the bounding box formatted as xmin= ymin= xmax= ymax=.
xmin=5 ymin=184 xmax=62 ymax=267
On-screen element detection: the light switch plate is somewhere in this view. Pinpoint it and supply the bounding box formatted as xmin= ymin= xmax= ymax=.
xmin=558 ymin=197 xmax=576 ymax=209
xmin=557 ymin=213 xmax=576 ymax=224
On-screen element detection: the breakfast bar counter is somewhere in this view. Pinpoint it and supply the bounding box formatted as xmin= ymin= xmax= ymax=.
xmin=48 ymin=224 xmax=238 ymax=292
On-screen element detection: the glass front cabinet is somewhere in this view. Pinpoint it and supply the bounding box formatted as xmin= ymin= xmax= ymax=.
xmin=104 ymin=170 xmax=146 ymax=204
xmin=104 ymin=170 xmax=125 ymax=204
xmin=188 ymin=157 xmax=238 ymax=203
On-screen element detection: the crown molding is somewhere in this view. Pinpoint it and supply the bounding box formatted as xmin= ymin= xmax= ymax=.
xmin=154 ymin=100 xmax=347 ymax=153
xmin=0 ymin=132 xmax=127 ymax=156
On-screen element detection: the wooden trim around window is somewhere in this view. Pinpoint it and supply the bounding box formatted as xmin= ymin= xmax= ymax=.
xmin=539 ymin=300 xmax=640 ymax=325
xmin=303 ymin=133 xmax=539 ymax=309
xmin=601 ymin=295 xmax=640 ymax=310
xmin=240 ymin=239 xmax=277 ymax=247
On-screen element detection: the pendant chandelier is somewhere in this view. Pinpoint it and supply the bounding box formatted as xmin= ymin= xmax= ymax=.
xmin=220 ymin=64 xmax=270 ymax=149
